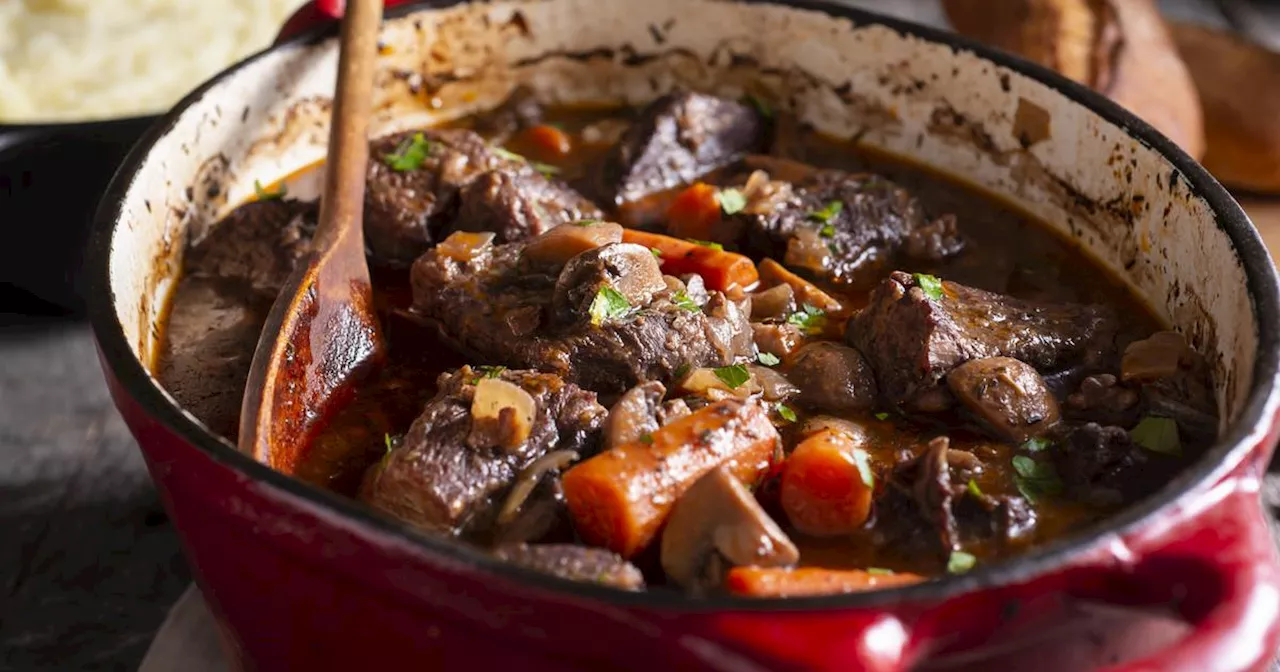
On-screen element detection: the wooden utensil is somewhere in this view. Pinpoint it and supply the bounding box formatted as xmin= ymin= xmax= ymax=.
xmin=239 ymin=0 xmax=386 ymax=472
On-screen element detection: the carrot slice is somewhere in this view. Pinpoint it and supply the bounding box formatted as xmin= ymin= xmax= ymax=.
xmin=562 ymin=398 xmax=780 ymax=558
xmin=758 ymin=258 xmax=842 ymax=313
xmin=725 ymin=567 xmax=924 ymax=597
xmin=665 ymin=183 xmax=724 ymax=242
xmin=517 ymin=124 xmax=572 ymax=159
xmin=779 ymin=428 xmax=875 ymax=537
xmin=621 ymin=229 xmax=759 ymax=292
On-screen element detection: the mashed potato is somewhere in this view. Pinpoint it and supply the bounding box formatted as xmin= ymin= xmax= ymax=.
xmin=0 ymin=0 xmax=309 ymax=123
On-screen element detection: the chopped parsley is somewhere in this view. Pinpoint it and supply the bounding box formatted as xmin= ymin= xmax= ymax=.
xmin=573 ymin=219 xmax=603 ymax=227
xmin=947 ymin=550 xmax=977 ymax=574
xmin=639 ymin=433 xmax=654 ymax=445
xmin=254 ymin=179 xmax=286 ymax=201
xmin=494 ymin=146 xmax=559 ymax=176
xmin=851 ymin=448 xmax=875 ymax=488
xmin=687 ymin=238 xmax=725 ymax=252
xmin=757 ymin=351 xmax=781 ymax=367
xmin=786 ymin=304 xmax=827 ymax=335
xmin=672 ymin=290 xmax=700 ymax=312
xmin=588 ymin=286 xmax=632 ymax=326
xmin=874 ymin=412 xmax=890 ymax=421
xmin=384 ymin=433 xmax=395 ymax=454
xmin=819 ymin=223 xmax=836 ymax=238
xmin=807 ymin=200 xmax=843 ymax=223
xmin=913 ymin=273 xmax=944 ymax=301
xmin=1021 ymin=437 xmax=1052 ymax=453
xmin=867 ymin=567 xmax=894 ymax=576
xmin=743 ymin=93 xmax=774 ymax=119
xmin=967 ymin=479 xmax=983 ymax=497
xmin=775 ymin=403 xmax=797 ymax=423
xmin=718 ymin=188 xmax=747 ymax=215
xmin=471 ymin=365 xmax=506 ymax=383
xmin=1130 ymin=416 xmax=1181 ymax=456
xmin=674 ymin=363 xmax=692 ymax=380
xmin=1011 ymin=455 xmax=1063 ymax=503
xmin=384 ymin=132 xmax=432 ymax=171
xmin=650 ymin=247 xmax=663 ymax=258
xmin=713 ymin=364 xmax=751 ymax=389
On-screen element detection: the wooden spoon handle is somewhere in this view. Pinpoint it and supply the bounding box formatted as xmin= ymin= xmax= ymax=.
xmin=315 ymin=0 xmax=383 ymax=251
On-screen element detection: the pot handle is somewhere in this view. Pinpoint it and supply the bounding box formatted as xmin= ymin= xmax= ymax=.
xmin=1095 ymin=478 xmax=1280 ymax=672
xmin=276 ymin=0 xmax=418 ymax=44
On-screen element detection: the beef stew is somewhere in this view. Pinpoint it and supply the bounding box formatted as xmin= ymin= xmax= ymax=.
xmin=154 ymin=88 xmax=1217 ymax=597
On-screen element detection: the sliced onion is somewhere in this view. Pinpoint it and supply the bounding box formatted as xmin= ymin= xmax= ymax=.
xmin=438 ymin=230 xmax=496 ymax=262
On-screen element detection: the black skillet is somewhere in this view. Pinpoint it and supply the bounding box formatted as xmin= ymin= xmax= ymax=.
xmin=0 ymin=116 xmax=156 ymax=315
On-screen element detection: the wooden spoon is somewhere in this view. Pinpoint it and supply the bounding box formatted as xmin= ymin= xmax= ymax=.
xmin=239 ymin=0 xmax=386 ymax=472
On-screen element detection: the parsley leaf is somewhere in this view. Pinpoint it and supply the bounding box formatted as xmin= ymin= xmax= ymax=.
xmin=874 ymin=412 xmax=890 ymax=421
xmin=807 ymin=200 xmax=843 ymax=223
xmin=1011 ymin=455 xmax=1063 ymax=503
xmin=254 ymin=179 xmax=286 ymax=201
xmin=1022 ymin=437 xmax=1052 ymax=453
xmin=819 ymin=223 xmax=836 ymax=238
xmin=718 ymin=188 xmax=747 ymax=215
xmin=867 ymin=567 xmax=894 ymax=576
xmin=674 ymin=363 xmax=692 ymax=380
xmin=851 ymin=448 xmax=875 ymax=488
xmin=757 ymin=351 xmax=781 ymax=366
xmin=713 ymin=364 xmax=751 ymax=389
xmin=533 ymin=161 xmax=560 ymax=176
xmin=743 ymin=93 xmax=774 ymax=119
xmin=470 ymin=365 xmax=506 ymax=383
xmin=967 ymin=479 xmax=983 ymax=497
xmin=588 ymin=286 xmax=632 ymax=326
xmin=384 ymin=132 xmax=432 ymax=171
xmin=1130 ymin=416 xmax=1181 ymax=456
xmin=913 ymin=273 xmax=944 ymax=301
xmin=384 ymin=433 xmax=395 ymax=454
xmin=650 ymin=247 xmax=663 ymax=258
xmin=948 ymin=550 xmax=977 ymax=574
xmin=687 ymin=238 xmax=725 ymax=252
xmin=574 ymin=219 xmax=603 ymax=227
xmin=775 ymin=403 xmax=797 ymax=423
xmin=493 ymin=146 xmax=559 ymax=176
xmin=672 ymin=290 xmax=700 ymax=312
xmin=639 ymin=434 xmax=654 ymax=445
xmin=786 ymin=304 xmax=827 ymax=335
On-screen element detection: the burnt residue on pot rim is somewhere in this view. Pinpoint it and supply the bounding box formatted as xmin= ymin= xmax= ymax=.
xmin=86 ymin=0 xmax=1280 ymax=612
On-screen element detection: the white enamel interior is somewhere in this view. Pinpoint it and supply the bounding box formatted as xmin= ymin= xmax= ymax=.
xmin=106 ymin=0 xmax=1262 ymax=442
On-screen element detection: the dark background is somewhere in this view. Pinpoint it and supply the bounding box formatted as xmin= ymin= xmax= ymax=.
xmin=1 ymin=0 xmax=1278 ymax=670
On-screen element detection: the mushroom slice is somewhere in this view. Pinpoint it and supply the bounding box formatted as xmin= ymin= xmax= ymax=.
xmin=660 ymin=465 xmax=799 ymax=592
xmin=605 ymin=381 xmax=666 ymax=449
xmin=470 ymin=378 xmax=537 ymax=450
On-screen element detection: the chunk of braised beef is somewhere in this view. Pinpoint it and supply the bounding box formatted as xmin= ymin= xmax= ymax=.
xmin=847 ymin=271 xmax=1118 ymax=410
xmin=410 ymin=236 xmax=754 ymax=394
xmin=888 ymin=437 xmax=1035 ymax=554
xmin=904 ymin=213 xmax=966 ymax=261
xmin=1122 ymin=331 xmax=1219 ymax=445
xmin=1064 ymin=373 xmax=1141 ymax=427
xmin=946 ymin=357 xmax=1061 ymax=444
xmin=364 ymin=128 xmax=598 ymax=265
xmin=1053 ymin=422 xmax=1170 ymax=507
xmin=493 ymin=543 xmax=645 ymax=591
xmin=452 ymin=169 xmax=601 ymax=246
xmin=361 ymin=367 xmax=607 ymax=540
xmin=184 ymin=198 xmax=317 ymax=293
xmin=730 ymin=170 xmax=929 ymax=285
xmin=471 ymin=86 xmax=544 ymax=140
xmin=584 ymin=91 xmax=766 ymax=207
xmin=787 ymin=342 xmax=878 ymax=413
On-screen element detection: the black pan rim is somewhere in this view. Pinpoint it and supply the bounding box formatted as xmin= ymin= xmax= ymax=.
xmin=86 ymin=0 xmax=1280 ymax=615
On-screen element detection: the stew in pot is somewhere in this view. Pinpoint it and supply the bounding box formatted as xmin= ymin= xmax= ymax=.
xmin=155 ymin=88 xmax=1219 ymax=597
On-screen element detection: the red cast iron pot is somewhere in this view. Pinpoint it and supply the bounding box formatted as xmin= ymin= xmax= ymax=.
xmin=86 ymin=1 xmax=1280 ymax=669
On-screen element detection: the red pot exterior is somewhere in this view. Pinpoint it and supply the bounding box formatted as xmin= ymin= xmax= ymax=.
xmin=102 ymin=348 xmax=1280 ymax=671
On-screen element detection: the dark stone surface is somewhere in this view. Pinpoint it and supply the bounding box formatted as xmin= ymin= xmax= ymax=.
xmin=0 ymin=318 xmax=189 ymax=671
